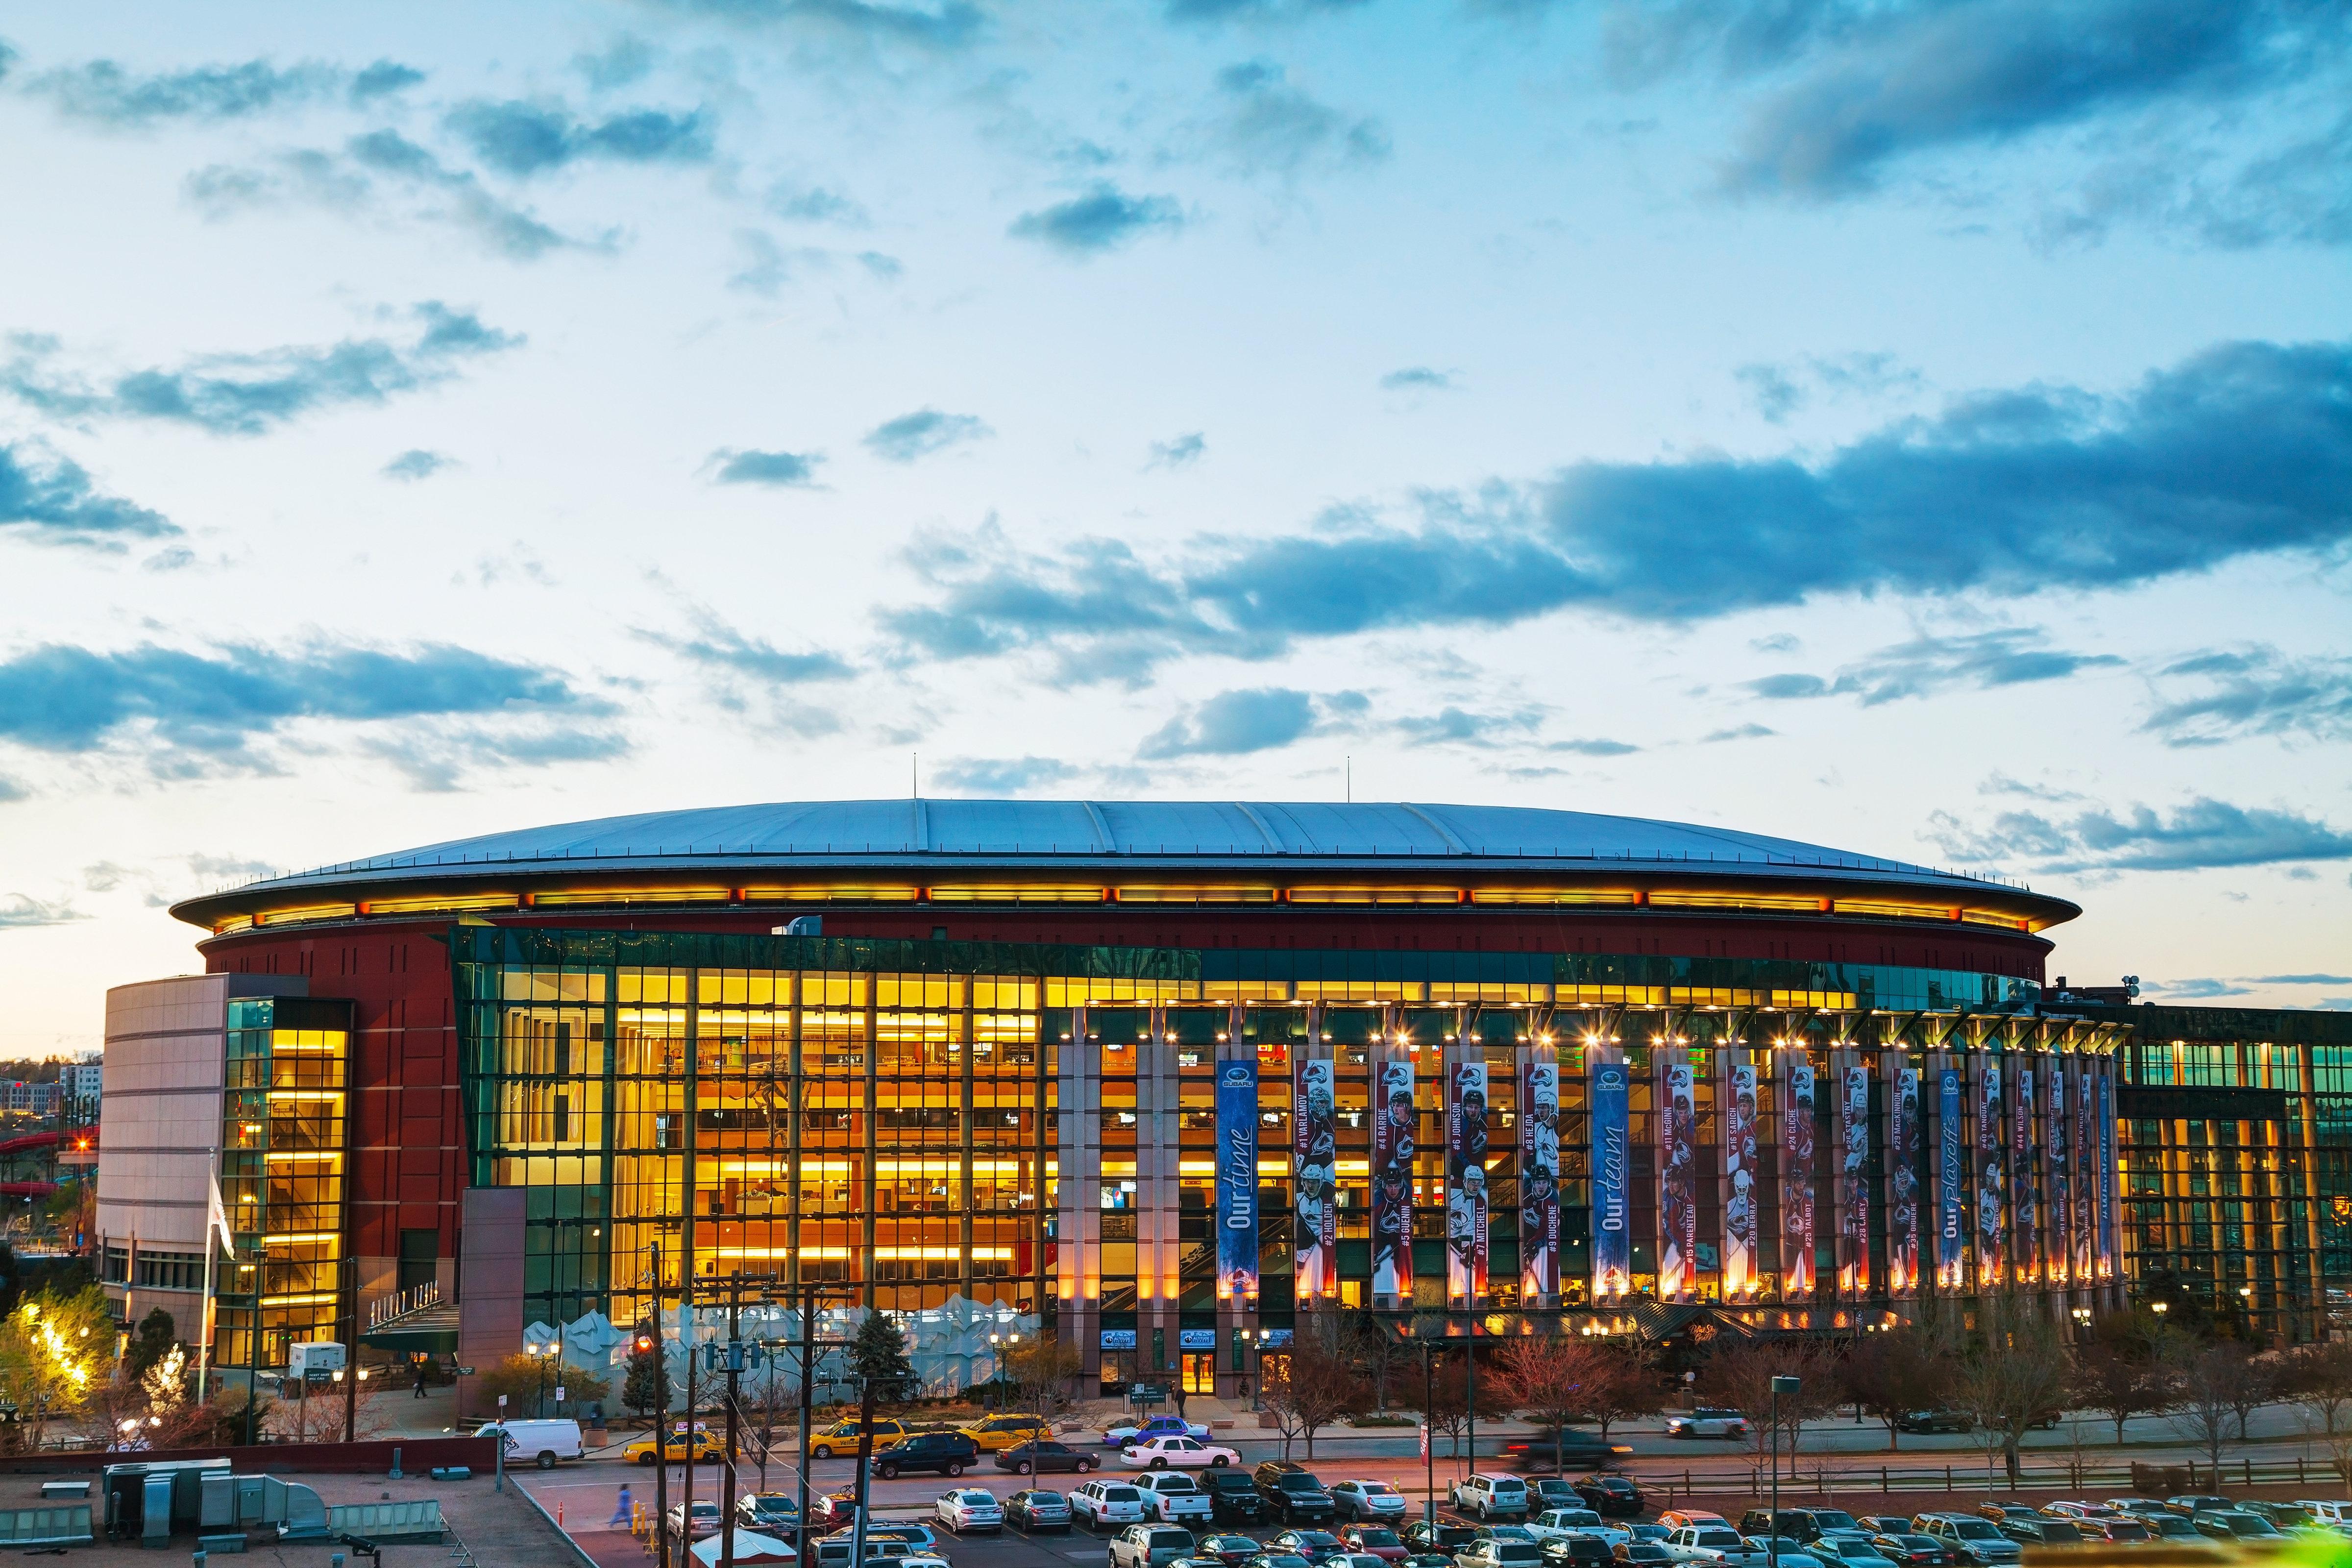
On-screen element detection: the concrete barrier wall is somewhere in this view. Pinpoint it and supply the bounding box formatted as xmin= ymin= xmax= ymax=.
xmin=0 ymin=1435 xmax=497 ymax=1475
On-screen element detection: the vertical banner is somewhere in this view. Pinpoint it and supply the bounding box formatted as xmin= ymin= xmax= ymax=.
xmin=1937 ymin=1067 xmax=1965 ymax=1290
xmin=2047 ymin=1062 xmax=2071 ymax=1284
xmin=1780 ymin=1053 xmax=1816 ymax=1299
xmin=1214 ymin=1059 xmax=1259 ymax=1306
xmin=1722 ymin=1060 xmax=1760 ymax=1298
xmin=2097 ymin=1065 xmax=2117 ymax=1279
xmin=1837 ymin=1061 xmax=1871 ymax=1298
xmin=1591 ymin=1056 xmax=1631 ymax=1300
xmin=1888 ymin=1065 xmax=1920 ymax=1297
xmin=2074 ymin=1065 xmax=2096 ymax=1282
xmin=1975 ymin=1060 xmax=2005 ymax=1289
xmin=2013 ymin=1064 xmax=2037 ymax=1283
xmin=1293 ymin=1057 xmax=1337 ymax=1306
xmin=1658 ymin=1059 xmax=1697 ymax=1302
xmin=1446 ymin=1056 xmax=1491 ymax=1306
xmin=1519 ymin=1049 xmax=1561 ymax=1304
xmin=1370 ymin=1046 xmax=1416 ymax=1306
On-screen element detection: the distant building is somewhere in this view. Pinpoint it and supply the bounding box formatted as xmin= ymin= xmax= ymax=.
xmin=64 ymin=1061 xmax=101 ymax=1105
xmin=0 ymin=1081 xmax=63 ymax=1116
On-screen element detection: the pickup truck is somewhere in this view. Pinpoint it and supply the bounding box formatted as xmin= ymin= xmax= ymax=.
xmin=1661 ymin=1527 xmax=1771 ymax=1568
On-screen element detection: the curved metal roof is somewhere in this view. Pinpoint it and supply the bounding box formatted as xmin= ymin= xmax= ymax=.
xmin=195 ymin=797 xmax=2040 ymax=901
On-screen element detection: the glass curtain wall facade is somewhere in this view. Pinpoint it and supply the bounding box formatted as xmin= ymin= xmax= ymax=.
xmin=2112 ymin=1004 xmax=2352 ymax=1343
xmin=215 ymin=996 xmax=352 ymax=1373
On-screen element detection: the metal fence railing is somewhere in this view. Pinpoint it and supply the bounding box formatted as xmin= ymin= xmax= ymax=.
xmin=1641 ymin=1456 xmax=2352 ymax=1502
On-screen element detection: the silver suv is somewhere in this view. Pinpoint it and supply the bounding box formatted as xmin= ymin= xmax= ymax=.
xmin=1110 ymin=1525 xmax=1202 ymax=1568
xmin=1913 ymin=1516 xmax=2020 ymax=1565
xmin=1454 ymin=1476 xmax=1533 ymax=1521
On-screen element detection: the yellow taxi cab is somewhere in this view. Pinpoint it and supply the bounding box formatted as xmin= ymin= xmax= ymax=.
xmin=625 ymin=1422 xmax=728 ymax=1465
xmin=807 ymin=1418 xmax=915 ymax=1459
xmin=960 ymin=1414 xmax=1054 ymax=1451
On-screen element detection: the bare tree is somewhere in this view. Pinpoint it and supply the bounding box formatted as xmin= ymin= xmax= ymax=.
xmin=1951 ymin=1298 xmax=2071 ymax=1486
xmin=1262 ymin=1318 xmax=1367 ymax=1461
xmin=1696 ymin=1340 xmax=1842 ymax=1468
xmin=1005 ymin=1333 xmax=1084 ymax=1418
xmin=2281 ymin=1340 xmax=2352 ymax=1440
xmin=2168 ymin=1343 xmax=2239 ymax=1473
xmin=1496 ymin=1335 xmax=1601 ymax=1474
xmin=1346 ymin=1314 xmax=1410 ymax=1414
xmin=2071 ymin=1342 xmax=2178 ymax=1444
xmin=1418 ymin=1349 xmax=1508 ymax=1470
xmin=1584 ymin=1338 xmax=1663 ymax=1441
xmin=2226 ymin=1350 xmax=2281 ymax=1442
xmin=1842 ymin=1325 xmax=1948 ymax=1451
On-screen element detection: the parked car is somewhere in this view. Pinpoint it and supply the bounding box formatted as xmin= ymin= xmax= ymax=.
xmin=2298 ymin=1503 xmax=2352 ymax=1527
xmin=1113 ymin=1525 xmax=1207 ymax=1568
xmin=476 ymin=1418 xmax=586 ymax=1469
xmin=1658 ymin=1515 xmax=1729 ymax=1534
xmin=1533 ymin=1480 xmax=1583 ymax=1510
xmin=1247 ymin=1555 xmax=1317 ymax=1568
xmin=1107 ymin=1414 xmax=1214 ymax=1446
xmin=1334 ymin=1555 xmax=1394 ymax=1568
xmin=2195 ymin=1512 xmax=2285 ymax=1541
xmin=1403 ymin=1554 xmax=1459 ymax=1568
xmin=1201 ymin=1534 xmax=1273 ymax=1564
xmin=2139 ymin=1515 xmax=2202 ymax=1543
xmin=936 ymin=1488 xmax=1003 ymax=1533
xmin=1529 ymin=1509 xmax=1623 ymax=1548
xmin=1453 ymin=1475 xmax=1533 ymax=1520
xmin=1994 ymin=1521 xmax=2077 ymax=1549
xmin=2069 ymin=1519 xmax=2150 ymax=1544
xmin=1808 ymin=1535 xmax=1897 ymax=1568
xmin=668 ymin=1502 xmax=723 ymax=1540
xmin=810 ymin=1537 xmax=917 ymax=1568
xmin=1868 ymin=1535 xmax=1951 ymax=1567
xmin=1665 ymin=1410 xmax=1748 ymax=1439
xmin=1342 ymin=1525 xmax=1410 ymax=1562
xmin=808 ymin=1493 xmax=861 ymax=1531
xmin=1201 ymin=1469 xmax=1270 ymax=1524
xmin=2164 ymin=1496 xmax=2233 ymax=1517
xmin=1627 ymin=1527 xmax=1670 ymax=1546
xmin=1971 ymin=1507 xmax=2037 ymax=1527
xmin=1475 ymin=1527 xmax=1544 ymax=1546
xmin=997 ymin=1438 xmax=1097 ymax=1475
xmin=1134 ymin=1472 xmax=1214 ymax=1524
xmin=738 ymin=1493 xmax=801 ymax=1534
xmin=1572 ymin=1477 xmax=1644 ymax=1519
xmin=876 ymin=1432 xmax=982 ymax=1479
xmin=1257 ymin=1463 xmax=1340 ymax=1524
xmin=1125 ymin=1435 xmax=1243 ymax=1470
xmin=1908 ymin=1517 xmax=2019 ymax=1566
xmin=1270 ymin=1529 xmax=1347 ymax=1563
xmin=1740 ymin=1513 xmax=1863 ymax=1544
xmin=963 ymin=1415 xmax=1056 ymax=1451
xmin=2240 ymin=1502 xmax=2315 ymax=1530
xmin=2099 ymin=1499 xmax=2169 ymax=1518
xmin=1335 ymin=1480 xmax=1412 ymax=1521
xmin=1659 ymin=1526 xmax=1767 ymax=1567
xmin=1894 ymin=1412 xmax=1972 ymax=1435
xmin=810 ymin=1418 xmax=919 ymax=1458
xmin=1616 ymin=1548 xmax=1673 ymax=1567
xmin=1853 ymin=1520 xmax=1912 ymax=1538
xmin=2036 ymin=1503 xmax=2116 ymax=1522
xmin=1458 ymin=1541 xmax=1546 ymax=1568
xmin=1543 ymin=1538 xmax=1612 ymax=1568
xmin=1741 ymin=1539 xmax=1824 ymax=1568
xmin=1006 ymin=1490 xmax=1072 ymax=1532
xmin=1071 ymin=1480 xmax=1152 ymax=1531
xmin=1404 ymin=1521 xmax=1478 ymax=1555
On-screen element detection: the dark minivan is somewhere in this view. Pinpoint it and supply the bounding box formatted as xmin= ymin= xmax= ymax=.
xmin=1201 ymin=1469 xmax=1270 ymax=1524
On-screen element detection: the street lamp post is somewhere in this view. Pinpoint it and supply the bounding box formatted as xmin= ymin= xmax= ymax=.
xmin=1767 ymin=1374 xmax=1800 ymax=1568
xmin=1418 ymin=1333 xmax=1438 ymax=1524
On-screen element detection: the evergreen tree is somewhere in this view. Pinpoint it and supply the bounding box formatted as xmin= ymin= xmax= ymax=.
xmin=126 ymin=1307 xmax=179 ymax=1381
xmin=623 ymin=1323 xmax=663 ymax=1421
xmin=849 ymin=1312 xmax=916 ymax=1403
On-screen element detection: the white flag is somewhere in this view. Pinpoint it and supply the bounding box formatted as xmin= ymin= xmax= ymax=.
xmin=208 ymin=1175 xmax=236 ymax=1256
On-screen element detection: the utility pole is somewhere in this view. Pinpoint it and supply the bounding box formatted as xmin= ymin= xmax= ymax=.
xmin=651 ymin=1240 xmax=671 ymax=1568
xmin=343 ymin=1253 xmax=359 ymax=1443
xmin=720 ymin=1273 xmax=748 ymax=1568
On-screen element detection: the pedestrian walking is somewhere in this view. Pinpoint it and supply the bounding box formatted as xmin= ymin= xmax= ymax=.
xmin=413 ymin=1361 xmax=429 ymax=1399
xmin=611 ymin=1482 xmax=633 ymax=1529
xmin=1174 ymin=1383 xmax=1187 ymax=1420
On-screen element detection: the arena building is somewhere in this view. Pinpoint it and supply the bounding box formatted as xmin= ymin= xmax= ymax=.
xmin=97 ymin=799 xmax=2349 ymax=1405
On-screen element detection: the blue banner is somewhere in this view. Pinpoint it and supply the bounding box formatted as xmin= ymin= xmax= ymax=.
xmin=1936 ymin=1068 xmax=1964 ymax=1289
xmin=1591 ymin=1059 xmax=1631 ymax=1299
xmin=1215 ymin=1059 xmax=1259 ymax=1305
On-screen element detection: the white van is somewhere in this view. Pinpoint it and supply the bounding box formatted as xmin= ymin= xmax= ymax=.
xmin=476 ymin=1418 xmax=585 ymax=1468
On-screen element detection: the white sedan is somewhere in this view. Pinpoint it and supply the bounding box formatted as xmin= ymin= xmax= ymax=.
xmin=935 ymin=1489 xmax=1003 ymax=1533
xmin=1102 ymin=1416 xmax=1212 ymax=1445
xmin=1118 ymin=1434 xmax=1241 ymax=1470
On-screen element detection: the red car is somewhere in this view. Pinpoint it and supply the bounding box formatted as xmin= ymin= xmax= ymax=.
xmin=1200 ymin=1536 xmax=1267 ymax=1566
xmin=809 ymin=1493 xmax=861 ymax=1530
xmin=1341 ymin=1526 xmax=1410 ymax=1563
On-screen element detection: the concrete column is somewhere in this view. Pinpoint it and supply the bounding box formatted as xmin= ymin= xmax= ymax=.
xmin=1140 ymin=1005 xmax=1180 ymax=1382
xmin=1056 ymin=1007 xmax=1102 ymax=1378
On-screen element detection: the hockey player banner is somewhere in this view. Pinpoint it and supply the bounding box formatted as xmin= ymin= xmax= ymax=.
xmin=1520 ymin=1053 xmax=1562 ymax=1302
xmin=2048 ymin=1062 xmax=2070 ymax=1284
xmin=1659 ymin=1060 xmax=1697 ymax=1302
xmin=2074 ymin=1066 xmax=2095 ymax=1282
xmin=1975 ymin=1061 xmax=2005 ymax=1289
xmin=1371 ymin=1051 xmax=1416 ymax=1303
xmin=1838 ymin=1063 xmax=1871 ymax=1297
xmin=1215 ymin=1059 xmax=1259 ymax=1305
xmin=1781 ymin=1054 xmax=1816 ymax=1298
xmin=1888 ymin=1066 xmax=1920 ymax=1297
xmin=1937 ymin=1067 xmax=1965 ymax=1290
xmin=2097 ymin=1067 xmax=2117 ymax=1278
xmin=1723 ymin=1062 xmax=1760 ymax=1298
xmin=2013 ymin=1064 xmax=2038 ymax=1283
xmin=1294 ymin=1057 xmax=1338 ymax=1305
xmin=1591 ymin=1058 xmax=1631 ymax=1299
xmin=1446 ymin=1058 xmax=1490 ymax=1305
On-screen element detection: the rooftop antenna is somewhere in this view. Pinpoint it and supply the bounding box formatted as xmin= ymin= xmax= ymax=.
xmin=912 ymin=752 xmax=920 ymax=799
xmin=1346 ymin=755 xmax=1351 ymax=803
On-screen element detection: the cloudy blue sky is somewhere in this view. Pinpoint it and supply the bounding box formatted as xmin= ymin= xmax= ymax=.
xmin=3 ymin=0 xmax=2349 ymax=1051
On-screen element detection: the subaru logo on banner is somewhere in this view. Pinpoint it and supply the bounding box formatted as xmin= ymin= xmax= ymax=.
xmin=1215 ymin=1060 xmax=1259 ymax=1305
xmin=1590 ymin=1061 xmax=1630 ymax=1299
